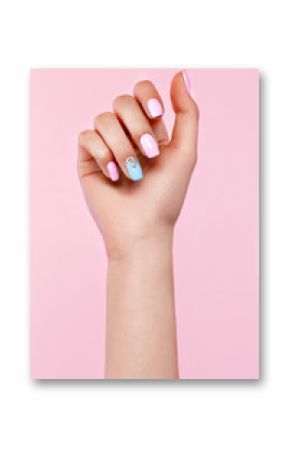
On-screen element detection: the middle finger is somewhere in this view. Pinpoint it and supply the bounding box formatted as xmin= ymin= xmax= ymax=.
xmin=113 ymin=95 xmax=160 ymax=159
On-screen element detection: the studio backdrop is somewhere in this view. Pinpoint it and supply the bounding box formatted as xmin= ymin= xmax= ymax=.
xmin=30 ymin=68 xmax=259 ymax=379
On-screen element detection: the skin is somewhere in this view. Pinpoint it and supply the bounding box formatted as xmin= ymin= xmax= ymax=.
xmin=78 ymin=71 xmax=198 ymax=379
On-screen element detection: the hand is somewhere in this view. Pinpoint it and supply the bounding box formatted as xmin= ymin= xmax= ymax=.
xmin=78 ymin=71 xmax=198 ymax=259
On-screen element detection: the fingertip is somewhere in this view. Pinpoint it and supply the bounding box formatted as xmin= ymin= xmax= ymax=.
xmin=182 ymin=70 xmax=192 ymax=96
xmin=170 ymin=71 xmax=198 ymax=117
xmin=169 ymin=71 xmax=199 ymax=154
xmin=125 ymin=156 xmax=143 ymax=181
xmin=172 ymin=70 xmax=193 ymax=96
xmin=134 ymin=79 xmax=165 ymax=119
xmin=147 ymin=98 xmax=163 ymax=119
xmin=107 ymin=161 xmax=120 ymax=182
xmin=140 ymin=133 xmax=160 ymax=158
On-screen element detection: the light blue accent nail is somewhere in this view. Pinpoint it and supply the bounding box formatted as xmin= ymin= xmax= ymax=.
xmin=126 ymin=156 xmax=143 ymax=181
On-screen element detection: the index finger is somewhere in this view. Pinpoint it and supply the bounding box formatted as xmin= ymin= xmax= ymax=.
xmin=134 ymin=80 xmax=164 ymax=119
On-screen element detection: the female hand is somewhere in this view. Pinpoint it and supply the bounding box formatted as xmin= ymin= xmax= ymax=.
xmin=78 ymin=71 xmax=198 ymax=260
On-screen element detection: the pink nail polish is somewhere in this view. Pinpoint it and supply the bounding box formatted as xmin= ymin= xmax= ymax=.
xmin=107 ymin=161 xmax=119 ymax=181
xmin=182 ymin=70 xmax=192 ymax=95
xmin=140 ymin=133 xmax=160 ymax=158
xmin=147 ymin=98 xmax=163 ymax=118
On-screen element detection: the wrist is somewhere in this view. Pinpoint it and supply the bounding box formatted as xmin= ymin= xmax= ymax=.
xmin=106 ymin=224 xmax=174 ymax=262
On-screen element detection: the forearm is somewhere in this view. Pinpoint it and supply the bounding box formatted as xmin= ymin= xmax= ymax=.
xmin=105 ymin=227 xmax=179 ymax=379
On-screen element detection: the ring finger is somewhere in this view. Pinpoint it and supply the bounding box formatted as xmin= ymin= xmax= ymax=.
xmin=94 ymin=112 xmax=143 ymax=182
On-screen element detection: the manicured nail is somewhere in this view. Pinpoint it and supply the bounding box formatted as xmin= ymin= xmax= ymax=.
xmin=126 ymin=156 xmax=143 ymax=181
xmin=182 ymin=70 xmax=192 ymax=96
xmin=140 ymin=133 xmax=160 ymax=158
xmin=147 ymin=98 xmax=163 ymax=118
xmin=107 ymin=161 xmax=119 ymax=182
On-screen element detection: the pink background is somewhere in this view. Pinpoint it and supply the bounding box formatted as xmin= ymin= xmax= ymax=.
xmin=30 ymin=68 xmax=259 ymax=379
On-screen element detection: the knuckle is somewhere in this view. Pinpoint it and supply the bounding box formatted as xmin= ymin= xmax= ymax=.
xmin=78 ymin=129 xmax=92 ymax=146
xmin=134 ymin=80 xmax=154 ymax=94
xmin=113 ymin=94 xmax=133 ymax=110
xmin=94 ymin=147 xmax=107 ymax=161
xmin=94 ymin=111 xmax=115 ymax=127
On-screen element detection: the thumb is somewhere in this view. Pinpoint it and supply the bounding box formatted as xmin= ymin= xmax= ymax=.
xmin=170 ymin=71 xmax=199 ymax=159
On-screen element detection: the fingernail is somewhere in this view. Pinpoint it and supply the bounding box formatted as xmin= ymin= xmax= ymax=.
xmin=125 ymin=156 xmax=143 ymax=181
xmin=140 ymin=133 xmax=160 ymax=158
xmin=107 ymin=161 xmax=119 ymax=181
xmin=182 ymin=70 xmax=192 ymax=96
xmin=147 ymin=98 xmax=163 ymax=118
